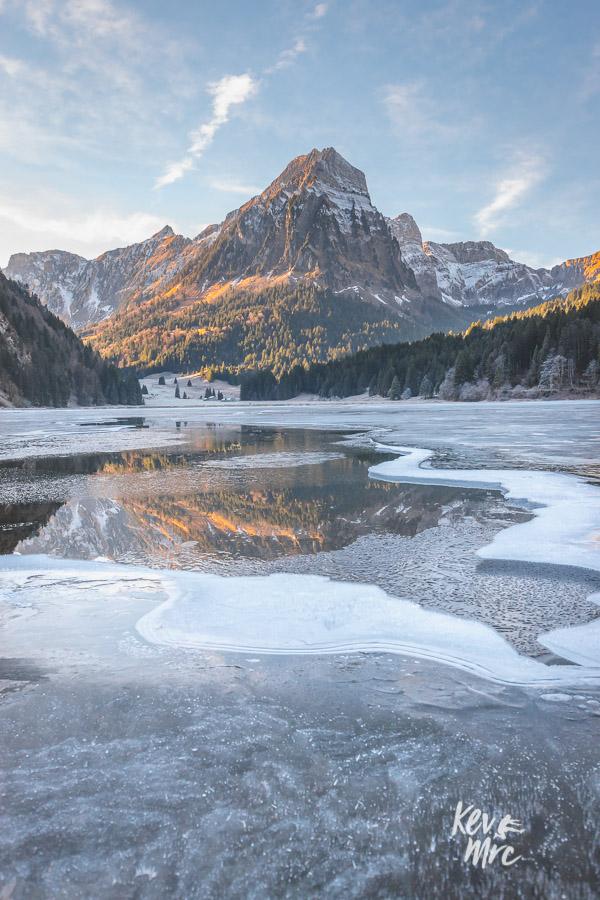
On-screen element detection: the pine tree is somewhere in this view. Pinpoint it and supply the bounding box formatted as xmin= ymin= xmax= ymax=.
xmin=388 ymin=375 xmax=402 ymax=400
xmin=175 ymin=385 xmax=180 ymax=398
xmin=158 ymin=375 xmax=165 ymax=386
xmin=454 ymin=350 xmax=474 ymax=385
xmin=418 ymin=374 xmax=433 ymax=398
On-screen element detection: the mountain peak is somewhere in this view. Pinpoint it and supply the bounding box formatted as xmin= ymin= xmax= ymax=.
xmin=261 ymin=146 xmax=369 ymax=204
xmin=388 ymin=213 xmax=423 ymax=247
xmin=438 ymin=240 xmax=510 ymax=265
xmin=150 ymin=225 xmax=175 ymax=241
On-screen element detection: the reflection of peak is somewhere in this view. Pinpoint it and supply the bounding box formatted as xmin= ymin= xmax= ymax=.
xmin=0 ymin=500 xmax=61 ymax=554
xmin=13 ymin=457 xmax=474 ymax=566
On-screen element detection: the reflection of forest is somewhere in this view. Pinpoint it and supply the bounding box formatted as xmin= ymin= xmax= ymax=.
xmin=0 ymin=502 xmax=61 ymax=554
xmin=11 ymin=462 xmax=479 ymax=563
xmin=1 ymin=426 xmax=493 ymax=564
xmin=121 ymin=478 xmax=475 ymax=560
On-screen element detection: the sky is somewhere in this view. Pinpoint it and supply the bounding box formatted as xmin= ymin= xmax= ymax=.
xmin=0 ymin=0 xmax=598 ymax=269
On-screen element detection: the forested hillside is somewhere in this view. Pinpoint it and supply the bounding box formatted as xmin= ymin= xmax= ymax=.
xmin=87 ymin=281 xmax=468 ymax=379
xmin=240 ymin=284 xmax=600 ymax=401
xmin=0 ymin=273 xmax=142 ymax=407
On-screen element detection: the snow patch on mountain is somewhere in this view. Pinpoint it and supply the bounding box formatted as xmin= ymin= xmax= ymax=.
xmin=3 ymin=227 xmax=192 ymax=330
xmin=3 ymin=149 xmax=599 ymax=332
xmin=389 ymin=215 xmax=599 ymax=309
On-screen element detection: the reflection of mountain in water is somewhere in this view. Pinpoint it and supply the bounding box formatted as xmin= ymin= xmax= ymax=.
xmin=0 ymin=501 xmax=61 ymax=554
xmin=14 ymin=453 xmax=488 ymax=564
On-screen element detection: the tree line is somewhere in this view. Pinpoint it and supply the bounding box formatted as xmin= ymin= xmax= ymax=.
xmin=240 ymin=283 xmax=600 ymax=401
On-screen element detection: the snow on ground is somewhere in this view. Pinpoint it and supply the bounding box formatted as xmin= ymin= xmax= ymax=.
xmin=542 ymin=598 xmax=600 ymax=667
xmin=140 ymin=372 xmax=240 ymax=406
xmin=368 ymin=445 xmax=600 ymax=575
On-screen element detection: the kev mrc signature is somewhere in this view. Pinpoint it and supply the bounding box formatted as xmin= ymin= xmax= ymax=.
xmin=451 ymin=801 xmax=525 ymax=870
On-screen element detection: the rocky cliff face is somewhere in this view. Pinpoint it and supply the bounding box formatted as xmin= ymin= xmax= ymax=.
xmin=549 ymin=251 xmax=600 ymax=294
xmin=386 ymin=214 xmax=440 ymax=300
xmin=4 ymin=226 xmax=193 ymax=329
xmin=4 ymin=148 xmax=599 ymax=339
xmin=387 ymin=220 xmax=600 ymax=309
xmin=4 ymin=249 xmax=88 ymax=324
xmin=423 ymin=239 xmax=556 ymax=308
xmin=172 ymin=147 xmax=419 ymax=308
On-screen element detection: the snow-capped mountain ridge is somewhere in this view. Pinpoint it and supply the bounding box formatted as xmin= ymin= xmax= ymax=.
xmin=4 ymin=226 xmax=194 ymax=329
xmin=4 ymin=148 xmax=599 ymax=332
xmin=387 ymin=213 xmax=599 ymax=309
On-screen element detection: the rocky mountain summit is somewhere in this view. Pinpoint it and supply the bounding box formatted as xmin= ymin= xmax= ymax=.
xmin=179 ymin=147 xmax=419 ymax=306
xmin=4 ymin=147 xmax=599 ymax=376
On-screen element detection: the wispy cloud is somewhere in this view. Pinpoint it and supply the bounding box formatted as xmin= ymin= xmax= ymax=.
xmin=0 ymin=202 xmax=166 ymax=246
xmin=475 ymin=153 xmax=547 ymax=236
xmin=0 ymin=194 xmax=171 ymax=264
xmin=382 ymin=81 xmax=459 ymax=139
xmin=266 ymin=37 xmax=307 ymax=74
xmin=22 ymin=0 xmax=139 ymax=47
xmin=209 ymin=178 xmax=262 ymax=196
xmin=0 ymin=53 xmax=23 ymax=76
xmin=156 ymin=1 xmax=330 ymax=189
xmin=0 ymin=0 xmax=195 ymax=167
xmin=311 ymin=3 xmax=329 ymax=19
xmin=155 ymin=74 xmax=259 ymax=189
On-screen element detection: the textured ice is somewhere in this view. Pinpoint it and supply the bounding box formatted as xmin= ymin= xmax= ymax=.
xmin=369 ymin=445 xmax=600 ymax=668
xmin=3 ymin=399 xmax=600 ymax=466
xmin=1 ymin=555 xmax=597 ymax=687
xmin=199 ymin=451 xmax=345 ymax=469
xmin=369 ymin=445 xmax=600 ymax=574
xmin=541 ymin=594 xmax=600 ymax=667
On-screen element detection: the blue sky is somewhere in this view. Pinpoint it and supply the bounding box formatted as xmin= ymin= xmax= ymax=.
xmin=0 ymin=0 xmax=598 ymax=268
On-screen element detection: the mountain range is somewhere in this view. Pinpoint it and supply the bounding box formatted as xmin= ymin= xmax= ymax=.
xmin=4 ymin=147 xmax=599 ymax=375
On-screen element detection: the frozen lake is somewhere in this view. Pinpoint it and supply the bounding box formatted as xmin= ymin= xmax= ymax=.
xmin=1 ymin=401 xmax=599 ymax=898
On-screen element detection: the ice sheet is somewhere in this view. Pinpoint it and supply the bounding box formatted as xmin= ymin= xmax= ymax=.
xmin=1 ymin=555 xmax=598 ymax=687
xmin=2 ymin=400 xmax=600 ymax=466
xmin=368 ymin=445 xmax=600 ymax=668
xmin=368 ymin=445 xmax=600 ymax=574
xmin=199 ymin=451 xmax=345 ymax=469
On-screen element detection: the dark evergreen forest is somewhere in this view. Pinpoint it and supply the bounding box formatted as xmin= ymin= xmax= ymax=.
xmin=0 ymin=273 xmax=141 ymax=407
xmin=240 ymin=284 xmax=600 ymax=402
